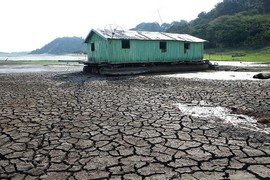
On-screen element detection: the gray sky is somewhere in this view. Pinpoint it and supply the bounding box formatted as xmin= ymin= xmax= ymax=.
xmin=0 ymin=0 xmax=222 ymax=52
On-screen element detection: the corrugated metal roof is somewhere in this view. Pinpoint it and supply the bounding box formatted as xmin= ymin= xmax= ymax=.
xmin=88 ymin=29 xmax=206 ymax=42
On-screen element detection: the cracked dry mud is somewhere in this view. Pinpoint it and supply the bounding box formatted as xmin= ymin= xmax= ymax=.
xmin=0 ymin=72 xmax=269 ymax=180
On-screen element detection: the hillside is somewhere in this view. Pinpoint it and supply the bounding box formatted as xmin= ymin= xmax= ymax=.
xmin=167 ymin=0 xmax=270 ymax=48
xmin=130 ymin=22 xmax=172 ymax=32
xmin=30 ymin=37 xmax=86 ymax=55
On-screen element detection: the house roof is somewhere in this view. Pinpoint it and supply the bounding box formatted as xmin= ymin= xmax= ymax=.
xmin=85 ymin=29 xmax=206 ymax=43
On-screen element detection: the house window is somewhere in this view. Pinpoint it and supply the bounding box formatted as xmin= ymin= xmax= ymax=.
xmin=91 ymin=43 xmax=95 ymax=51
xmin=184 ymin=43 xmax=190 ymax=54
xmin=122 ymin=40 xmax=130 ymax=49
xmin=160 ymin=41 xmax=167 ymax=52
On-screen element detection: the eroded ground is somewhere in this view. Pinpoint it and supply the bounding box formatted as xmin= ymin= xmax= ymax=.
xmin=0 ymin=72 xmax=269 ymax=179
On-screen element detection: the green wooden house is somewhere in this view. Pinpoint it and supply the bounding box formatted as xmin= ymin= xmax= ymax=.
xmin=83 ymin=29 xmax=208 ymax=74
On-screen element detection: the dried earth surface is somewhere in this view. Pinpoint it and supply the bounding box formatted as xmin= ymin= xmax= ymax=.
xmin=0 ymin=71 xmax=270 ymax=179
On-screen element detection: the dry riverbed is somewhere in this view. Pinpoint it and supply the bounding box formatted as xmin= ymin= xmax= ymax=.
xmin=0 ymin=68 xmax=270 ymax=179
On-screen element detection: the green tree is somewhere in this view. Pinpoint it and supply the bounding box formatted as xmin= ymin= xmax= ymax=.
xmin=167 ymin=0 xmax=270 ymax=48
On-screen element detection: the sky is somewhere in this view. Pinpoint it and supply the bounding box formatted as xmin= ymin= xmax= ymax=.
xmin=0 ymin=0 xmax=222 ymax=52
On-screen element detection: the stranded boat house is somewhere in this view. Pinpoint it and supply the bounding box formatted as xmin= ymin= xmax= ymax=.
xmin=83 ymin=29 xmax=208 ymax=75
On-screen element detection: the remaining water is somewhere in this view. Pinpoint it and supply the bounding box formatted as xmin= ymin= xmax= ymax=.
xmin=211 ymin=61 xmax=270 ymax=67
xmin=161 ymin=61 xmax=270 ymax=80
xmin=162 ymin=71 xmax=261 ymax=80
xmin=0 ymin=54 xmax=87 ymax=61
xmin=0 ymin=54 xmax=86 ymax=73
xmin=175 ymin=101 xmax=270 ymax=134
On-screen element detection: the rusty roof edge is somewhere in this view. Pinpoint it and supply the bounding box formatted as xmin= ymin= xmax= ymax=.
xmin=135 ymin=31 xmax=207 ymax=42
xmin=84 ymin=29 xmax=108 ymax=43
xmin=137 ymin=31 xmax=152 ymax=40
xmin=93 ymin=29 xmax=109 ymax=41
xmin=182 ymin=34 xmax=207 ymax=42
xmin=159 ymin=32 xmax=178 ymax=41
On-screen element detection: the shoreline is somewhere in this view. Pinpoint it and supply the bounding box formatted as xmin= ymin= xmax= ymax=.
xmin=1 ymin=61 xmax=269 ymax=81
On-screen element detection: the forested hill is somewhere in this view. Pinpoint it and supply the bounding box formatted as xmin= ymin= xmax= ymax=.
xmin=30 ymin=37 xmax=86 ymax=55
xmin=167 ymin=0 xmax=270 ymax=48
xmin=130 ymin=22 xmax=171 ymax=32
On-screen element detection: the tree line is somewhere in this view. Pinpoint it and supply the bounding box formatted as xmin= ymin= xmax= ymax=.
xmin=167 ymin=0 xmax=270 ymax=48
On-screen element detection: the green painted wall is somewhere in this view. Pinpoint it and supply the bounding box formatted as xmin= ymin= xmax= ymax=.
xmin=87 ymin=33 xmax=109 ymax=63
xmin=87 ymin=33 xmax=204 ymax=64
